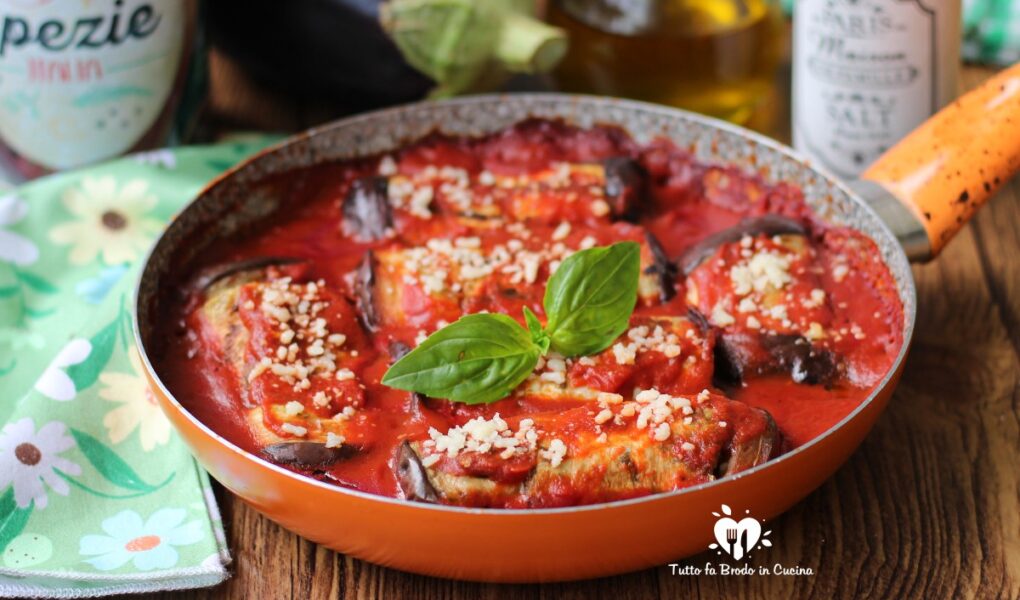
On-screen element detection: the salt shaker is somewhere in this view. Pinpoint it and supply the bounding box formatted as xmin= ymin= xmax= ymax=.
xmin=792 ymin=0 xmax=961 ymax=179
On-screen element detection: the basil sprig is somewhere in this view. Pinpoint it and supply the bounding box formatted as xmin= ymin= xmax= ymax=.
xmin=542 ymin=241 xmax=640 ymax=356
xmin=381 ymin=241 xmax=640 ymax=404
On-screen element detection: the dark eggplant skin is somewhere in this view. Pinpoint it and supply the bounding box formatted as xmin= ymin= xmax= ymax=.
xmin=207 ymin=0 xmax=434 ymax=110
xmin=603 ymin=156 xmax=649 ymax=221
xmin=388 ymin=341 xmax=426 ymax=414
xmin=191 ymin=257 xmax=302 ymax=293
xmin=342 ymin=176 xmax=393 ymax=241
xmin=263 ymin=441 xmax=357 ymax=469
xmin=643 ymin=231 xmax=677 ymax=302
xmin=352 ymin=251 xmax=380 ymax=332
xmin=679 ymin=215 xmax=807 ymax=275
xmin=713 ymin=331 xmax=840 ymax=388
xmin=760 ymin=334 xmax=840 ymax=386
xmin=393 ymin=441 xmax=438 ymax=502
xmin=686 ymin=307 xmax=712 ymax=334
xmin=716 ymin=409 xmax=780 ymax=477
xmin=709 ymin=330 xmax=758 ymax=385
xmin=388 ymin=341 xmax=412 ymax=361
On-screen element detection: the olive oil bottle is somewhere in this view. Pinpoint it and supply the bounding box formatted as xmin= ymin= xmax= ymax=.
xmin=548 ymin=0 xmax=785 ymax=125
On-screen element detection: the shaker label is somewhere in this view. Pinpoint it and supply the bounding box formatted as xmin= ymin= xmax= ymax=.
xmin=793 ymin=0 xmax=936 ymax=179
xmin=0 ymin=0 xmax=184 ymax=170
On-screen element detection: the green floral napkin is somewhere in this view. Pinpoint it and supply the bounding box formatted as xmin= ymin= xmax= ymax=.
xmin=0 ymin=137 xmax=278 ymax=597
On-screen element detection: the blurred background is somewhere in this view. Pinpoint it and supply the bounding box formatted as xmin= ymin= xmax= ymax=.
xmin=0 ymin=0 xmax=1014 ymax=184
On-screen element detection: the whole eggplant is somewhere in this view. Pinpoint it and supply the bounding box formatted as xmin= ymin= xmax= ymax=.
xmin=207 ymin=0 xmax=435 ymax=109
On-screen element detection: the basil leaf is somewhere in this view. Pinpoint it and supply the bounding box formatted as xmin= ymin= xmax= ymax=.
xmin=381 ymin=313 xmax=540 ymax=404
xmin=522 ymin=306 xmax=550 ymax=354
xmin=543 ymin=241 xmax=640 ymax=357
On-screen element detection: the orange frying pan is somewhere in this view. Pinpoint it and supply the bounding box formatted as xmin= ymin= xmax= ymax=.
xmin=134 ymin=63 xmax=1020 ymax=582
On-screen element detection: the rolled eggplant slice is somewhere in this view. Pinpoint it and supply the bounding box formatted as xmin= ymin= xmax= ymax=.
xmin=369 ymin=229 xmax=673 ymax=333
xmin=685 ymin=230 xmax=842 ymax=386
xmin=385 ymin=161 xmax=620 ymax=226
xmin=369 ymin=244 xmax=464 ymax=330
xmin=196 ymin=269 xmax=263 ymax=397
xmin=396 ymin=393 xmax=780 ymax=508
xmin=526 ymin=316 xmax=716 ymax=401
xmin=492 ymin=162 xmax=616 ymax=224
xmin=412 ymin=160 xmax=653 ymax=226
xmin=194 ymin=267 xmax=368 ymax=454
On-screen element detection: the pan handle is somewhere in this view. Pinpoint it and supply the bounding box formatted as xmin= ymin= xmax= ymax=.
xmin=859 ymin=61 xmax=1020 ymax=261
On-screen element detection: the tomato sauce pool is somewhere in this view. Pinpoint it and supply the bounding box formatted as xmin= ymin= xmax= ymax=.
xmin=153 ymin=120 xmax=904 ymax=503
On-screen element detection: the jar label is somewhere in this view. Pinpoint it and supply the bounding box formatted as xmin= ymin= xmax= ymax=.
xmin=793 ymin=0 xmax=937 ymax=179
xmin=0 ymin=0 xmax=184 ymax=170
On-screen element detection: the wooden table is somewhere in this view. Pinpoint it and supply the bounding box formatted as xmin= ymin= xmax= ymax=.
xmin=155 ymin=57 xmax=1020 ymax=600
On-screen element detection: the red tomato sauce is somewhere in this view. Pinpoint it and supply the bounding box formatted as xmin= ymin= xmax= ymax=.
xmin=152 ymin=120 xmax=904 ymax=503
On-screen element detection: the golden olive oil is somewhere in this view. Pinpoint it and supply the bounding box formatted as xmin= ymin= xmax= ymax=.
xmin=548 ymin=0 xmax=785 ymax=124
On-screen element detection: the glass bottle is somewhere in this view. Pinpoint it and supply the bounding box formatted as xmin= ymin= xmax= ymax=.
xmin=0 ymin=0 xmax=207 ymax=181
xmin=547 ymin=0 xmax=786 ymax=125
xmin=792 ymin=0 xmax=961 ymax=179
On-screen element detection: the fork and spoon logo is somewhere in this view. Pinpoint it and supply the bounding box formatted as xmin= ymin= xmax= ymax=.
xmin=708 ymin=504 xmax=772 ymax=560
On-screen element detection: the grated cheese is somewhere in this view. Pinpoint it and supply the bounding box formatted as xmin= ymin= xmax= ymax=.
xmin=711 ymin=304 xmax=736 ymax=327
xmin=252 ymin=278 xmax=355 ymax=394
xmin=281 ymin=423 xmax=308 ymax=437
xmin=423 ymin=414 xmax=538 ymax=462
xmin=540 ymin=439 xmax=568 ymax=467
xmin=378 ymin=155 xmax=397 ymax=176
xmin=610 ymin=322 xmax=686 ymax=366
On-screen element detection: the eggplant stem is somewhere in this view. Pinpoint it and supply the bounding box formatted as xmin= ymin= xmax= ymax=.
xmin=497 ymin=12 xmax=568 ymax=74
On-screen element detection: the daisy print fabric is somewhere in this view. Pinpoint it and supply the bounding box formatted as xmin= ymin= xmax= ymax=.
xmin=48 ymin=177 xmax=163 ymax=267
xmin=0 ymin=138 xmax=277 ymax=598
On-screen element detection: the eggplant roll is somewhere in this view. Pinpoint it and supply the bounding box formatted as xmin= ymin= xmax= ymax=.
xmin=395 ymin=390 xmax=779 ymax=508
xmin=685 ymin=231 xmax=842 ymax=386
xmin=194 ymin=263 xmax=369 ymax=455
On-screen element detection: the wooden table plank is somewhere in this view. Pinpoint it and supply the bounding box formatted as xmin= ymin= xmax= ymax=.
xmin=149 ymin=60 xmax=1019 ymax=600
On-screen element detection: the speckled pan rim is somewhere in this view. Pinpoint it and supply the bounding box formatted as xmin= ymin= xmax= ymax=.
xmin=134 ymin=92 xmax=917 ymax=517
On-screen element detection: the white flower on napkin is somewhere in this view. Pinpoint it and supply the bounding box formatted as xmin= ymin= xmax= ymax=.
xmin=0 ymin=418 xmax=82 ymax=509
xmin=0 ymin=194 xmax=38 ymax=266
xmin=34 ymin=338 xmax=92 ymax=401
xmin=99 ymin=347 xmax=170 ymax=451
xmin=48 ymin=176 xmax=163 ymax=266
xmin=79 ymin=508 xmax=204 ymax=571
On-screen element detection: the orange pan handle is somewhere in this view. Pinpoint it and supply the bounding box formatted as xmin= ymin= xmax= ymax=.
xmin=861 ymin=61 xmax=1020 ymax=259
